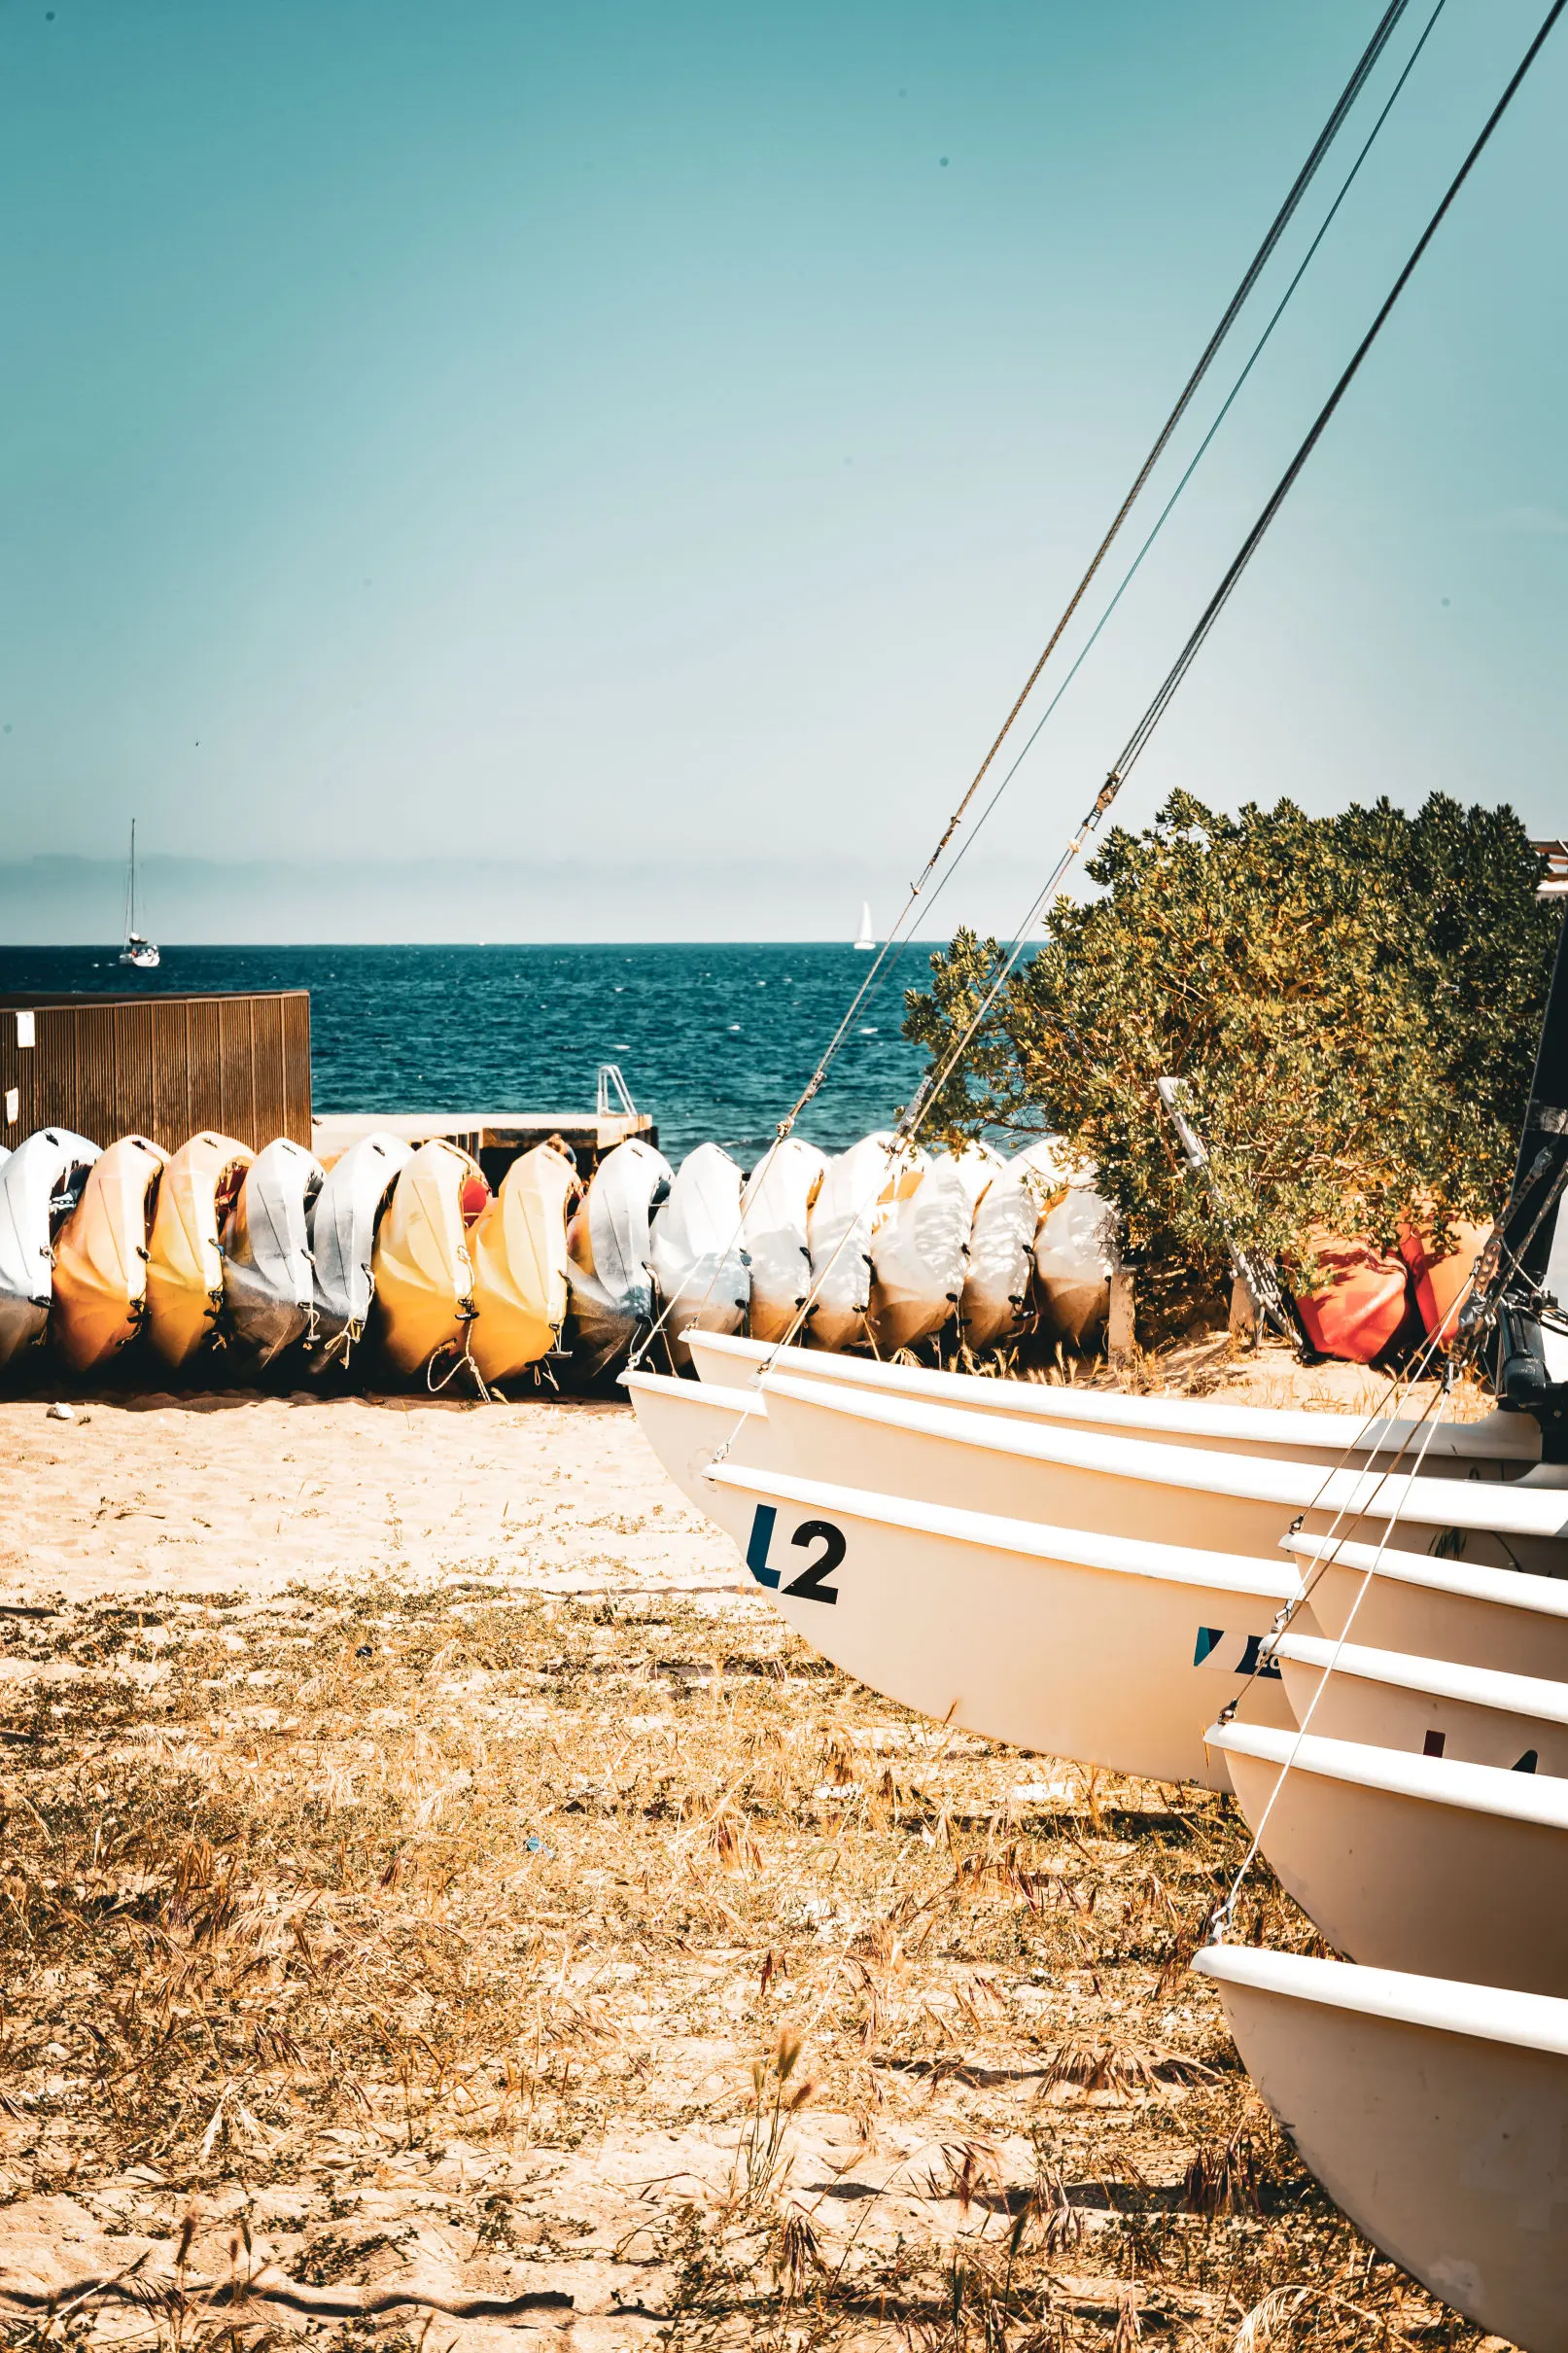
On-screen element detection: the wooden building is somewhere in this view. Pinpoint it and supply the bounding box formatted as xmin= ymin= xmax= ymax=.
xmin=0 ymin=991 xmax=311 ymax=1154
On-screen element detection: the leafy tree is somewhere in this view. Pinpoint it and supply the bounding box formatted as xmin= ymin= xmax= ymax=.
xmin=902 ymin=791 xmax=1558 ymax=1328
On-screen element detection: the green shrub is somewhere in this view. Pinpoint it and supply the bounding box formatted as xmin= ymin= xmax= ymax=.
xmin=903 ymin=791 xmax=1558 ymax=1328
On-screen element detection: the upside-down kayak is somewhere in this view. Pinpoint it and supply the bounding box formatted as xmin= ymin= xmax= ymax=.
xmin=0 ymin=1128 xmax=101 ymax=1366
xmin=307 ymin=1131 xmax=412 ymax=1363
xmin=146 ymin=1133 xmax=254 ymax=1367
xmin=372 ymin=1139 xmax=487 ymax=1377
xmin=52 ymin=1135 xmax=166 ymax=1372
xmin=565 ymin=1137 xmax=672 ymax=1378
xmin=468 ymin=1142 xmax=579 ymax=1381
xmin=224 ymin=1138 xmax=325 ymax=1365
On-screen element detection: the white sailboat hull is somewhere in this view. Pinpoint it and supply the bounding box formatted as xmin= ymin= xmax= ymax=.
xmin=1197 ymin=1944 xmax=1568 ymax=2353
xmin=869 ymin=1144 xmax=998 ymax=1354
xmin=1272 ymin=1629 xmax=1568 ymax=1774
xmin=805 ymin=1132 xmax=901 ymax=1352
xmin=624 ymin=1368 xmax=1299 ymax=1783
xmin=681 ymin=1328 xmax=1536 ymax=1476
xmin=1285 ymin=1530 xmax=1568 ymax=1677
xmin=1208 ymin=1720 xmax=1568 ymax=1997
xmin=749 ymin=1374 xmax=1568 ymax=1574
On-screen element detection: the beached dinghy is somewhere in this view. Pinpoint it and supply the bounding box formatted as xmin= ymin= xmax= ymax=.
xmin=1270 ymin=1628 xmax=1568 ymax=1774
xmin=719 ymin=1372 xmax=1568 ymax=1574
xmin=372 ymin=1140 xmax=487 ymax=1378
xmin=52 ymin=1135 xmax=166 ymax=1372
xmin=146 ymin=1133 xmax=254 ymax=1367
xmin=649 ymin=1142 xmax=750 ymax=1373
xmin=223 ymin=1139 xmax=325 ymax=1365
xmin=869 ymin=1143 xmax=1000 ymax=1354
xmin=805 ymin=1132 xmax=904 ymax=1352
xmin=307 ymin=1131 xmax=412 ymax=1360
xmin=656 ymin=1439 xmax=1299 ymax=1781
xmin=740 ymin=1138 xmax=826 ymax=1344
xmin=566 ymin=1137 xmax=672 ymax=1378
xmin=958 ymin=1140 xmax=1064 ymax=1351
xmin=1197 ymin=1945 xmax=1568 ymax=2353
xmin=1207 ymin=1720 xmax=1568 ymax=1997
xmin=681 ymin=1328 xmax=1536 ymax=1477
xmin=0 ymin=1128 xmax=101 ymax=1365
xmin=1283 ymin=1528 xmax=1568 ymax=1675
xmin=1033 ymin=1178 xmax=1120 ymax=1349
xmin=468 ymin=1142 xmax=578 ymax=1381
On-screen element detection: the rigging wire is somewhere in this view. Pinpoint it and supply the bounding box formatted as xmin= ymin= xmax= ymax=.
xmin=758 ymin=0 xmax=1420 ymax=1148
xmin=627 ymin=2 xmax=1440 ymax=1375
xmin=892 ymin=0 xmax=1568 ymax=1159
xmin=679 ymin=0 xmax=1568 ymax=1403
xmin=849 ymin=0 xmax=1452 ymax=1002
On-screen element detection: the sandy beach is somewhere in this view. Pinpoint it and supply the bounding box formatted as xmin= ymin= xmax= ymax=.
xmin=0 ymin=1360 xmax=1490 ymax=2349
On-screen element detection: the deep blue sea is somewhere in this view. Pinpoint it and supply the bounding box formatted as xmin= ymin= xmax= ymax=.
xmin=0 ymin=943 xmax=937 ymax=1162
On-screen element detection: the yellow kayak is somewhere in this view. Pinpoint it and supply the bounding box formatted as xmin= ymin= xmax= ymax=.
xmin=52 ymin=1135 xmax=168 ymax=1371
xmin=146 ymin=1132 xmax=254 ymax=1367
xmin=468 ymin=1142 xmax=579 ymax=1381
xmin=372 ymin=1140 xmax=487 ymax=1376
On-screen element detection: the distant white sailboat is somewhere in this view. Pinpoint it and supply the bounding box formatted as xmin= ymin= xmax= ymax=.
xmin=118 ymin=821 xmax=159 ymax=969
xmin=853 ymin=900 xmax=875 ymax=952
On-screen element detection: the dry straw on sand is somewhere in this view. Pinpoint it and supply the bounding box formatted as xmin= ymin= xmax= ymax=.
xmin=0 ymin=1357 xmax=1501 ymax=2350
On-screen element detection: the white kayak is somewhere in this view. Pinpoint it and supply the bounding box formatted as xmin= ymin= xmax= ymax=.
xmin=1271 ymin=1628 xmax=1568 ymax=1774
xmin=224 ymin=1138 xmax=325 ymax=1365
xmin=308 ymin=1131 xmax=412 ymax=1360
xmin=1197 ymin=1944 xmax=1568 ymax=2353
xmin=805 ymin=1131 xmax=904 ymax=1352
xmin=1034 ymin=1179 xmax=1120 ymax=1350
xmin=0 ymin=1127 xmax=101 ymax=1365
xmin=959 ymin=1139 xmax=1065 ymax=1352
xmin=1208 ymin=1719 xmax=1568 ymax=1998
xmin=566 ymin=1137 xmax=672 ymax=1379
xmin=681 ymin=1328 xmax=1535 ymax=1478
xmin=648 ymin=1141 xmax=750 ymax=1373
xmin=869 ymin=1142 xmax=999 ymax=1354
xmin=645 ymin=1367 xmax=1568 ymax=1576
xmin=739 ymin=1137 xmax=826 ymax=1344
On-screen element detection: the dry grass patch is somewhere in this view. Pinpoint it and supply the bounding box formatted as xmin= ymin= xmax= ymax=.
xmin=0 ymin=1573 xmax=1497 ymax=2350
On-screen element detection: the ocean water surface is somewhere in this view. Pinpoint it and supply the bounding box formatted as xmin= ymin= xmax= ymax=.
xmin=0 ymin=942 xmax=938 ymax=1162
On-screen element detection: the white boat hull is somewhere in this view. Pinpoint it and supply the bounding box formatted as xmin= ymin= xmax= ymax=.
xmin=225 ymin=1139 xmax=324 ymax=1365
xmin=740 ymin=1137 xmax=825 ymax=1345
xmin=1197 ymin=1944 xmax=1568 ymax=2353
xmin=1286 ymin=1530 xmax=1568 ymax=1676
xmin=567 ymin=1138 xmax=672 ymax=1378
xmin=1209 ymin=1721 xmax=1568 ymax=1996
xmin=682 ymin=1328 xmax=1535 ymax=1477
xmin=1273 ymin=1629 xmax=1568 ymax=1774
xmin=751 ymin=1374 xmax=1568 ymax=1574
xmin=624 ymin=1369 xmax=1299 ymax=1784
xmin=0 ymin=1128 xmax=101 ymax=1366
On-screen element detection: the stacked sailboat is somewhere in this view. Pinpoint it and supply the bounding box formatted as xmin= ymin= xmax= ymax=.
xmin=625 ymin=928 xmax=1568 ymax=2340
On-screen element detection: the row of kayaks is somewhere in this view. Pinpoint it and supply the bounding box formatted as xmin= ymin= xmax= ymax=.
xmin=0 ymin=1116 xmax=1492 ymax=1383
xmin=0 ymin=1121 xmax=1114 ymax=1385
xmin=627 ymin=1335 xmax=1568 ymax=2351
xmin=0 ymin=1124 xmax=577 ymax=1381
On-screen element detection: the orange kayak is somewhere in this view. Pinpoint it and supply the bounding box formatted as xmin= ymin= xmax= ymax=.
xmin=1293 ymin=1230 xmax=1413 ymax=1365
xmin=52 ymin=1135 xmax=167 ymax=1370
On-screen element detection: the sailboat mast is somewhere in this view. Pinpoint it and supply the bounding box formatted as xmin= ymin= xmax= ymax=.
xmin=124 ymin=823 xmax=136 ymax=943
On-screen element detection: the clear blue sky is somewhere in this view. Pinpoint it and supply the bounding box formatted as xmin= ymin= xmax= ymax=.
xmin=0 ymin=0 xmax=1563 ymax=939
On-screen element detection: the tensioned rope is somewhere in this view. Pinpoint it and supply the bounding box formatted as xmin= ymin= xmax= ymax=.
xmin=832 ymin=0 xmax=1452 ymax=1019
xmin=754 ymin=0 xmax=1419 ymax=1148
xmin=688 ymin=0 xmax=1567 ymax=1413
xmin=627 ymin=1 xmax=1432 ymax=1376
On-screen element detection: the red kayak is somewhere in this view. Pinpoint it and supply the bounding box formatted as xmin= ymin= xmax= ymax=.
xmin=1292 ymin=1229 xmax=1413 ymax=1364
xmin=1399 ymin=1217 xmax=1491 ymax=1347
